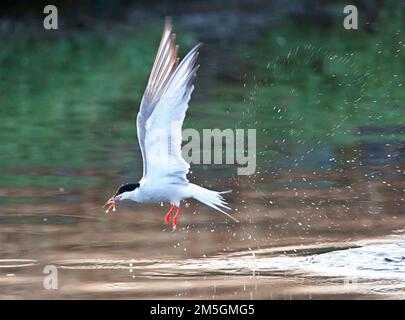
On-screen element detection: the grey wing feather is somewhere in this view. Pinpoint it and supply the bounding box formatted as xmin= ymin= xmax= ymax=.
xmin=137 ymin=18 xmax=178 ymax=178
xmin=136 ymin=18 xmax=201 ymax=184
xmin=144 ymin=43 xmax=201 ymax=184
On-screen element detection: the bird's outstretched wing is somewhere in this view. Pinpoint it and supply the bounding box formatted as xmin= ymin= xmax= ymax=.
xmin=137 ymin=18 xmax=201 ymax=185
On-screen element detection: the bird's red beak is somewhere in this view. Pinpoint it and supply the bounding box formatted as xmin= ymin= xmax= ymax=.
xmin=103 ymin=196 xmax=116 ymax=213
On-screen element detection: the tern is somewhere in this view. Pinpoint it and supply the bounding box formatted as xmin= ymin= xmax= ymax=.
xmin=104 ymin=19 xmax=238 ymax=228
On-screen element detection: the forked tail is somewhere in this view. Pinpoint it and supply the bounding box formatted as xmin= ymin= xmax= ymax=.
xmin=189 ymin=183 xmax=239 ymax=223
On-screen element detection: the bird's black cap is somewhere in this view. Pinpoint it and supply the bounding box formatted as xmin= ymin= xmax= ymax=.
xmin=114 ymin=183 xmax=140 ymax=196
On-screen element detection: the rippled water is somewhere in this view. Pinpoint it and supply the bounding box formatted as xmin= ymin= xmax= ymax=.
xmin=1 ymin=155 xmax=404 ymax=299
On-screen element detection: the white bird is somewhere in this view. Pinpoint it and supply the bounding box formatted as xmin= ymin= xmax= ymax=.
xmin=104 ymin=18 xmax=239 ymax=228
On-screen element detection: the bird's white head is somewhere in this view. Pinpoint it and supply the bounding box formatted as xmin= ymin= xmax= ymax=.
xmin=104 ymin=183 xmax=140 ymax=213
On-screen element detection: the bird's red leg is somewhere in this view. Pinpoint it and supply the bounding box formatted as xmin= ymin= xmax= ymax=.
xmin=172 ymin=207 xmax=182 ymax=228
xmin=165 ymin=206 xmax=175 ymax=224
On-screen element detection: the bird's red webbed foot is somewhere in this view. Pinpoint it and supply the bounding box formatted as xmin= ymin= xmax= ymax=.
xmin=165 ymin=206 xmax=175 ymax=224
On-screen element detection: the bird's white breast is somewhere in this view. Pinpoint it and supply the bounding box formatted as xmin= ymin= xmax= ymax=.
xmin=133 ymin=181 xmax=191 ymax=205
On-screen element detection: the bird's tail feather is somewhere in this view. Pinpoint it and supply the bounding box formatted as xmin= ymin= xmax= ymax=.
xmin=189 ymin=184 xmax=239 ymax=223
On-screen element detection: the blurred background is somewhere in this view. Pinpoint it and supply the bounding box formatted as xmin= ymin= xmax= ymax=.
xmin=0 ymin=0 xmax=404 ymax=299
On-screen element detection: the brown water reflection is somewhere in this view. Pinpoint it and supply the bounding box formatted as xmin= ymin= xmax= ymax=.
xmin=0 ymin=158 xmax=404 ymax=299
